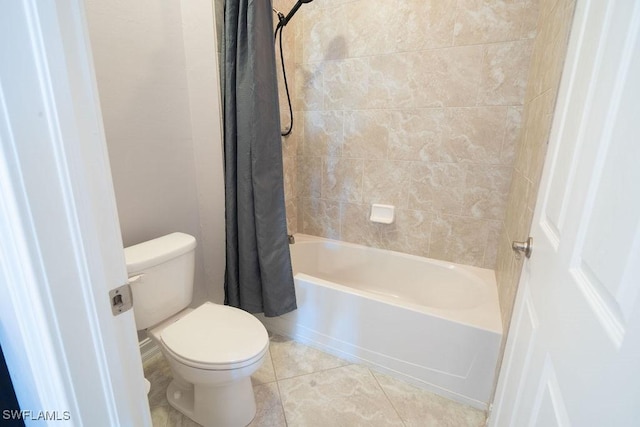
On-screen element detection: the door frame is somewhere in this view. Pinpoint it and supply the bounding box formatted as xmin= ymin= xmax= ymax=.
xmin=0 ymin=0 xmax=150 ymax=424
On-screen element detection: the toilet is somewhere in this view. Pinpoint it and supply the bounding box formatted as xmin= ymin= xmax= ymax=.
xmin=124 ymin=232 xmax=269 ymax=427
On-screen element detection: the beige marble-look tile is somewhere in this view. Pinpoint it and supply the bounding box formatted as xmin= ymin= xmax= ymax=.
xmin=323 ymin=57 xmax=373 ymax=110
xmin=301 ymin=197 xmax=341 ymax=239
xmin=343 ymin=110 xmax=391 ymax=159
xmin=372 ymin=371 xmax=486 ymax=427
xmin=279 ymin=365 xmax=404 ymax=427
xmin=143 ymin=354 xmax=201 ymax=427
xmin=539 ymin=0 xmax=576 ymax=99
xmin=463 ymin=164 xmax=513 ymax=220
xmin=252 ymin=348 xmax=277 ymax=386
xmin=269 ymin=335 xmax=348 ymax=380
xmin=296 ymin=156 xmax=322 ymax=199
xmin=513 ymin=104 xmax=534 ymax=179
xmin=495 ymin=225 xmax=513 ymax=294
xmin=483 ymin=219 xmax=503 ymax=269
xmin=150 ymin=404 xmax=170 ymax=427
xmin=463 ymin=181 xmax=508 ymax=222
xmin=302 ymin=111 xmax=343 ymax=157
xmin=340 ymin=202 xmax=392 ymax=249
xmin=346 ymin=0 xmax=396 ymax=57
xmin=394 ymin=0 xmax=457 ymax=51
xmin=368 ymin=52 xmax=422 ymax=109
xmin=408 ymin=162 xmax=467 ymax=215
xmin=144 ymin=354 xmax=172 ymax=409
xmin=322 ymin=156 xmax=364 ymax=202
xmin=443 ymin=106 xmax=508 ymax=165
xmin=340 ymin=204 xmax=435 ymax=259
xmin=282 ymin=115 xmax=300 ymax=158
xmin=317 ymin=0 xmax=361 ymax=7
xmin=454 ymin=0 xmax=525 ymax=46
xmin=495 ymin=226 xmax=525 ymax=330
xmin=429 ymin=215 xmax=490 ymax=267
xmin=382 ymin=208 xmax=434 ymax=258
xmin=292 ymin=1 xmax=304 ymax=64
xmin=388 ymin=108 xmax=446 ymax=162
xmin=518 ymin=90 xmax=555 ymax=184
xmin=501 ymin=106 xmax=523 ymax=166
xmin=165 ymin=409 xmax=202 ymax=427
xmin=294 ymin=62 xmax=324 ymax=112
xmin=142 ymin=351 xmax=167 ymax=376
xmin=415 ymin=45 xmax=484 ymax=108
xmin=523 ymin=6 xmax=548 ymax=102
xmin=282 ymin=155 xmax=297 ymax=202
xmin=478 ymin=40 xmax=533 ymax=106
xmin=503 ymin=170 xmax=532 ymax=244
xmin=513 ymin=100 xmax=532 ymax=177
xmin=362 ymin=159 xmax=412 ymax=208
xmin=296 ymin=195 xmax=304 ymax=234
xmin=285 ymin=197 xmax=298 ymax=235
xmin=302 ymin=2 xmax=348 ymax=63
xmin=249 ymin=383 xmax=286 ymax=427
xmin=539 ymin=0 xmax=561 ymax=22
xmin=521 ymin=0 xmax=540 ymax=39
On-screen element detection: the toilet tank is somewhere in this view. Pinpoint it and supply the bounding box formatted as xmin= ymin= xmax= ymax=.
xmin=124 ymin=232 xmax=197 ymax=330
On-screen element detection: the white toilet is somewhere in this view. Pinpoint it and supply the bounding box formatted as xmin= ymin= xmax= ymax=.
xmin=124 ymin=232 xmax=269 ymax=427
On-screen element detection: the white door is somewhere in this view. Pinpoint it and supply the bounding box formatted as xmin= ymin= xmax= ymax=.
xmin=490 ymin=1 xmax=640 ymax=426
xmin=0 ymin=1 xmax=151 ymax=425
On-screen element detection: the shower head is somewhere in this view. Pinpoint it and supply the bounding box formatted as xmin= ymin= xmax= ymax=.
xmin=277 ymin=0 xmax=314 ymax=28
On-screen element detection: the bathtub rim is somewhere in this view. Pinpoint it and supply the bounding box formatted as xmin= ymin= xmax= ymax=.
xmin=291 ymin=233 xmax=503 ymax=335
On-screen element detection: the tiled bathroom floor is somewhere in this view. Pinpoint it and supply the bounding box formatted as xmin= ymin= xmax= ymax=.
xmin=144 ymin=334 xmax=486 ymax=427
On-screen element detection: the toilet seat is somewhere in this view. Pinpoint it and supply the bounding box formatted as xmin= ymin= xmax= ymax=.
xmin=159 ymin=302 xmax=269 ymax=371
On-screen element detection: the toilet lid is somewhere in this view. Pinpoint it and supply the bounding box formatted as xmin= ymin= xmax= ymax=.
xmin=160 ymin=302 xmax=268 ymax=368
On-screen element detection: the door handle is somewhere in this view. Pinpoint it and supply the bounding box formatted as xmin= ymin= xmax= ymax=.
xmin=512 ymin=237 xmax=533 ymax=259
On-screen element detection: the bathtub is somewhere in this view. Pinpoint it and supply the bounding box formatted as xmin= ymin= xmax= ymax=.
xmin=259 ymin=234 xmax=502 ymax=409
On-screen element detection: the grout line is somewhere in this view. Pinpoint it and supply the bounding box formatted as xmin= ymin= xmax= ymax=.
xmin=259 ymin=344 xmax=289 ymax=426
xmin=276 ymin=383 xmax=289 ymax=427
xmin=295 ymin=38 xmax=531 ymax=64
xmin=272 ymin=361 xmax=353 ymax=384
xmin=368 ymin=367 xmax=407 ymax=427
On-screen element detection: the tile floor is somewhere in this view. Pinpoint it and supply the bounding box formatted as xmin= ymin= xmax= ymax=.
xmin=144 ymin=334 xmax=486 ymax=427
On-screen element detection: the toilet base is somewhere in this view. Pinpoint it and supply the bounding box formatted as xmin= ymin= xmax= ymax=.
xmin=167 ymin=376 xmax=257 ymax=427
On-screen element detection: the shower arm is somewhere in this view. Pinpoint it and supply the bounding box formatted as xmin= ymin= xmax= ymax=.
xmin=274 ymin=0 xmax=313 ymax=29
xmin=272 ymin=7 xmax=285 ymax=25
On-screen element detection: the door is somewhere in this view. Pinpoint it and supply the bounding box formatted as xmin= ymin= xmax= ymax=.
xmin=0 ymin=1 xmax=151 ymax=425
xmin=490 ymin=1 xmax=640 ymax=426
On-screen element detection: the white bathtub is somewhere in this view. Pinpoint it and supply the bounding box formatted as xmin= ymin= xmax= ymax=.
xmin=260 ymin=234 xmax=502 ymax=408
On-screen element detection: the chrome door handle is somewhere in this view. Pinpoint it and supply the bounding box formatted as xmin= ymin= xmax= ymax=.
xmin=512 ymin=237 xmax=533 ymax=259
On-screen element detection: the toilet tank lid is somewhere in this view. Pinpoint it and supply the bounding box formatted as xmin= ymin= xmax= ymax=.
xmin=124 ymin=232 xmax=196 ymax=274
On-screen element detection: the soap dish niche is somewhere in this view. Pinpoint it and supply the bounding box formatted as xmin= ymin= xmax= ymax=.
xmin=370 ymin=204 xmax=395 ymax=224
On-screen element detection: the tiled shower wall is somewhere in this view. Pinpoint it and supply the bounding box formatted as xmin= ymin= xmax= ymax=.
xmin=280 ymin=0 xmax=537 ymax=268
xmin=495 ymin=0 xmax=576 ymax=334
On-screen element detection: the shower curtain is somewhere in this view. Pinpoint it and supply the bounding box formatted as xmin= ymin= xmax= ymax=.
xmin=222 ymin=0 xmax=296 ymax=316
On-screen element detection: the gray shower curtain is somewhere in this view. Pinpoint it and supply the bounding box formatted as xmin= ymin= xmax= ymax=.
xmin=222 ymin=0 xmax=296 ymax=317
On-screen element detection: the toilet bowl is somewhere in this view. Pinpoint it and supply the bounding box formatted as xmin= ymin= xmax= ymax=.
xmin=125 ymin=233 xmax=269 ymax=427
xmin=148 ymin=302 xmax=268 ymax=426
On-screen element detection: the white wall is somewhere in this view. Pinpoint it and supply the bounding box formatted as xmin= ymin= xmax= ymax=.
xmin=84 ymin=0 xmax=225 ymax=306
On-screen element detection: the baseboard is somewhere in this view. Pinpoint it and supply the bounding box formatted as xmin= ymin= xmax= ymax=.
xmin=139 ymin=337 xmax=161 ymax=363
